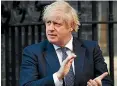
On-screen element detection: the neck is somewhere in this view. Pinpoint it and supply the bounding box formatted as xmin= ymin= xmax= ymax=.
xmin=56 ymin=35 xmax=72 ymax=47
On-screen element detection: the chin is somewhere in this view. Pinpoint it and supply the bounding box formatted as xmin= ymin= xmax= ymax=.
xmin=48 ymin=38 xmax=58 ymax=44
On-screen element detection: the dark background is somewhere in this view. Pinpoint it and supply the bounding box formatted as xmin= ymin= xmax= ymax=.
xmin=1 ymin=1 xmax=117 ymax=86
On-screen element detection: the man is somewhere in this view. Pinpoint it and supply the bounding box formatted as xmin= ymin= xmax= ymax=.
xmin=20 ymin=1 xmax=113 ymax=86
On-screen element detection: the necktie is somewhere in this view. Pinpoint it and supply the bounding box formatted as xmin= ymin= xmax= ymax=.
xmin=61 ymin=47 xmax=74 ymax=86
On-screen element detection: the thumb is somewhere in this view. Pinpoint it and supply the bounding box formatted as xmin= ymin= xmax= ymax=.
xmin=63 ymin=54 xmax=76 ymax=65
xmin=95 ymin=72 xmax=108 ymax=80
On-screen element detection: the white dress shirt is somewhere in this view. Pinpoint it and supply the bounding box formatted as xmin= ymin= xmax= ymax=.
xmin=52 ymin=36 xmax=75 ymax=86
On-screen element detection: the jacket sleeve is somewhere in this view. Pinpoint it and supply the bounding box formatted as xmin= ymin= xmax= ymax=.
xmin=93 ymin=42 xmax=113 ymax=86
xmin=19 ymin=47 xmax=55 ymax=86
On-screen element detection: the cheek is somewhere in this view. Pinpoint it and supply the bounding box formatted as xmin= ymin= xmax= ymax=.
xmin=57 ymin=29 xmax=69 ymax=35
xmin=45 ymin=30 xmax=48 ymax=35
xmin=46 ymin=27 xmax=49 ymax=33
xmin=46 ymin=28 xmax=48 ymax=32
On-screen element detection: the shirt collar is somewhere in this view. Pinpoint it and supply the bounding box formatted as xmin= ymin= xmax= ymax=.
xmin=53 ymin=36 xmax=73 ymax=51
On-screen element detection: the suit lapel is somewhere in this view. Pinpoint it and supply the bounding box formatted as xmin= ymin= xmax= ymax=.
xmin=45 ymin=42 xmax=60 ymax=74
xmin=73 ymin=38 xmax=86 ymax=85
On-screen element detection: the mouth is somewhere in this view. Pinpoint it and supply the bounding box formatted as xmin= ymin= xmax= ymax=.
xmin=48 ymin=34 xmax=57 ymax=38
xmin=48 ymin=34 xmax=57 ymax=36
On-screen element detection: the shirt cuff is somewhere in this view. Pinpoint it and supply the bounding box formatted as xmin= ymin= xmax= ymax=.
xmin=53 ymin=73 xmax=63 ymax=86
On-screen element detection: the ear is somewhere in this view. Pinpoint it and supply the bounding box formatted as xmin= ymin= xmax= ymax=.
xmin=70 ymin=27 xmax=73 ymax=32
xmin=70 ymin=22 xmax=75 ymax=32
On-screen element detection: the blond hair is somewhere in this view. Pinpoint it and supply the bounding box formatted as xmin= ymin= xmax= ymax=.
xmin=42 ymin=1 xmax=79 ymax=32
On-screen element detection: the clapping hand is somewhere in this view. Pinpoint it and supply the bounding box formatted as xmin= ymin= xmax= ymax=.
xmin=87 ymin=72 xmax=108 ymax=86
xmin=56 ymin=53 xmax=76 ymax=80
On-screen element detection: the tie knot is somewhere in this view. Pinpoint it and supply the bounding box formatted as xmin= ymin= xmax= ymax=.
xmin=60 ymin=47 xmax=67 ymax=53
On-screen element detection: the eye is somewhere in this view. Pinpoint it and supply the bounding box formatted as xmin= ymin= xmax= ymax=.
xmin=46 ymin=21 xmax=51 ymax=25
xmin=54 ymin=22 xmax=62 ymax=27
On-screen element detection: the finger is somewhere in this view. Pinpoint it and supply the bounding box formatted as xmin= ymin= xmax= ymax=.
xmin=63 ymin=58 xmax=74 ymax=68
xmin=63 ymin=55 xmax=76 ymax=65
xmin=89 ymin=79 xmax=98 ymax=86
xmin=70 ymin=53 xmax=77 ymax=57
xmin=60 ymin=56 xmax=74 ymax=70
xmin=96 ymin=72 xmax=108 ymax=80
xmin=94 ymin=79 xmax=102 ymax=86
xmin=87 ymin=81 xmax=92 ymax=86
xmin=67 ymin=59 xmax=74 ymax=66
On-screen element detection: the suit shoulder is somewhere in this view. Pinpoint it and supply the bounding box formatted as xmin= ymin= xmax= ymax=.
xmin=23 ymin=40 xmax=48 ymax=52
xmin=79 ymin=39 xmax=98 ymax=48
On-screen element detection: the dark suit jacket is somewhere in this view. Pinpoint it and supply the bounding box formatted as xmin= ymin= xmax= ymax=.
xmin=20 ymin=37 xmax=113 ymax=86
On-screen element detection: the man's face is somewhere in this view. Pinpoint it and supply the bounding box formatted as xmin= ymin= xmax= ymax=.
xmin=45 ymin=11 xmax=72 ymax=46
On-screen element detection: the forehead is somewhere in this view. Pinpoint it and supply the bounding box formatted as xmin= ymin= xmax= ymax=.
xmin=45 ymin=10 xmax=66 ymax=22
